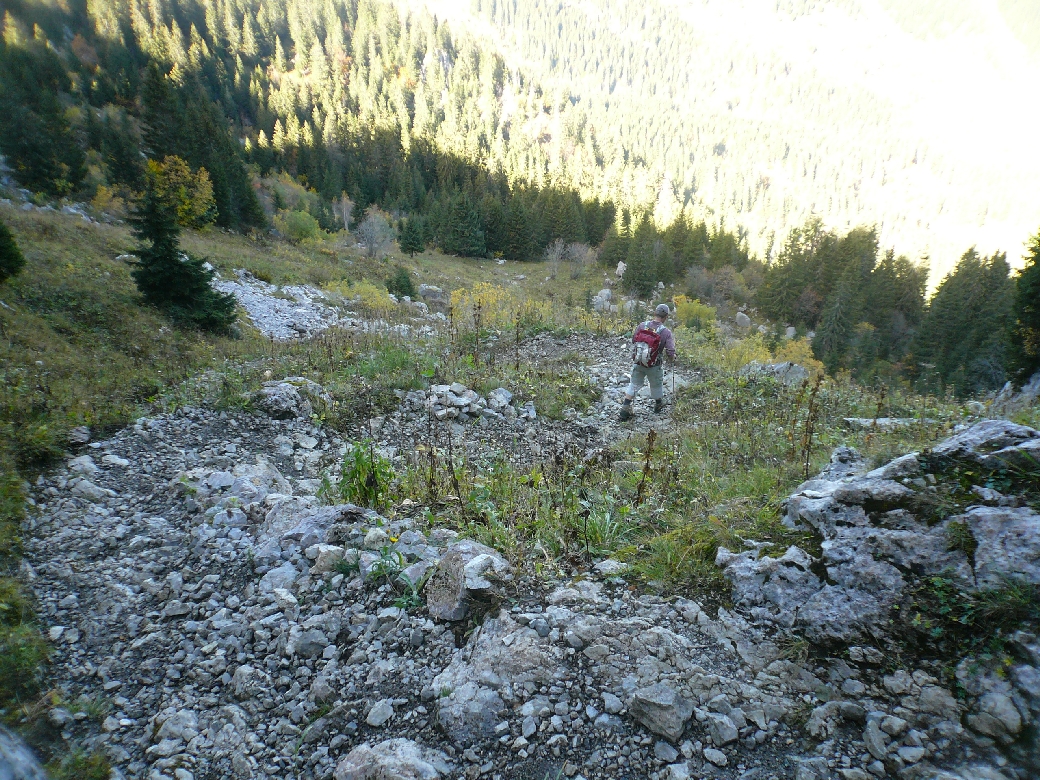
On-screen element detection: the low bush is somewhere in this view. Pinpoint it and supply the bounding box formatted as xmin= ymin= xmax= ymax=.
xmin=386 ymin=266 xmax=416 ymax=299
xmin=274 ymin=210 xmax=323 ymax=243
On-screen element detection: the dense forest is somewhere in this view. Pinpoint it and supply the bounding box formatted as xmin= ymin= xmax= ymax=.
xmin=457 ymin=0 xmax=1040 ymax=274
xmin=0 ymin=0 xmax=623 ymax=255
xmin=0 ymin=0 xmax=1038 ymax=395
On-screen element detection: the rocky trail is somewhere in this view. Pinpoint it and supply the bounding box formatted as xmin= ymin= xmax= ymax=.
xmin=370 ymin=332 xmax=697 ymax=470
xmin=17 ymin=361 xmax=1040 ymax=780
xmin=8 ymin=308 xmax=1040 ymax=780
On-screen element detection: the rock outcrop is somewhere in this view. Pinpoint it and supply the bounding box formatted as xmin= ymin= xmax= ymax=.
xmin=717 ymin=419 xmax=1040 ymax=777
xmin=718 ymin=421 xmax=1040 ymax=645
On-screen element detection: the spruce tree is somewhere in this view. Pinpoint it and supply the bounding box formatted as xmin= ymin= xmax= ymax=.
xmin=1008 ymin=231 xmax=1040 ymax=382
xmin=386 ymin=266 xmax=417 ymax=298
xmin=480 ymin=195 xmax=507 ymax=255
xmin=0 ymin=218 xmax=26 ymax=284
xmin=503 ymin=198 xmax=534 ymax=261
xmin=129 ymin=177 xmax=237 ymax=332
xmin=399 ymin=217 xmax=425 ymax=256
xmin=0 ymin=41 xmax=86 ymax=195
xmin=599 ymin=224 xmax=630 ymax=270
xmin=624 ymin=216 xmax=658 ymax=297
xmin=912 ymin=249 xmax=1015 ymax=395
xmin=440 ymin=194 xmax=486 ymax=258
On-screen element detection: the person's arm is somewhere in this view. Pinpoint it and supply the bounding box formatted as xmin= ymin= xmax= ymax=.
xmin=664 ymin=328 xmax=676 ymax=360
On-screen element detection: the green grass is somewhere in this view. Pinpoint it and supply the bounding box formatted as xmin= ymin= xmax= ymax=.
xmin=899 ymin=576 xmax=1040 ymax=675
xmin=46 ymin=749 xmax=111 ymax=780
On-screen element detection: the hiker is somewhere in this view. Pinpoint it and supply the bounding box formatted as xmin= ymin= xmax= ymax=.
xmin=620 ymin=303 xmax=676 ymax=420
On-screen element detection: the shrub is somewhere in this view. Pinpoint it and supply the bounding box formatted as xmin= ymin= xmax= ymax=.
xmin=0 ymin=623 xmax=48 ymax=705
xmin=321 ymin=440 xmax=395 ymax=510
xmin=673 ymin=294 xmax=716 ymax=331
xmin=274 ymin=210 xmax=322 ymax=243
xmin=148 ymin=156 xmax=216 ymax=229
xmin=773 ymin=337 xmax=825 ymax=374
xmin=48 ymin=749 xmax=111 ymax=780
xmin=0 ymin=219 xmax=26 ymax=284
xmin=386 ymin=266 xmax=416 ymax=298
xmin=358 ymin=208 xmax=394 ymax=258
xmin=327 ymin=279 xmax=396 ymax=318
xmin=450 ymin=283 xmax=517 ymax=328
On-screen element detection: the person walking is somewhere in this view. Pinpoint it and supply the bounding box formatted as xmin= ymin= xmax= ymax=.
xmin=620 ymin=303 xmax=676 ymax=421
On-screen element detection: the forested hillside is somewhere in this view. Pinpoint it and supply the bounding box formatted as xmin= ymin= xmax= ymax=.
xmin=430 ymin=0 xmax=1040 ymax=275
xmin=0 ymin=0 xmax=624 ymax=256
xmin=7 ymin=0 xmax=1039 ymax=277
xmin=2 ymin=0 xmax=1039 ymax=395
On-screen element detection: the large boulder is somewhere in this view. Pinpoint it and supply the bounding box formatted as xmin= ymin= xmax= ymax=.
xmin=431 ymin=611 xmax=560 ymax=746
xmin=990 ymin=371 xmax=1040 ymax=417
xmin=719 ymin=421 xmax=1040 ymax=645
xmin=931 ymin=419 xmax=1039 ymax=470
xmin=961 ymin=506 xmax=1040 ymax=588
xmin=714 ymin=546 xmax=821 ymax=628
xmin=334 ymin=739 xmax=452 ymax=780
xmin=255 ymin=377 xmax=332 ymax=420
xmin=0 ymin=726 xmax=48 ymax=779
xmin=628 ymin=683 xmax=694 ymax=742
xmin=740 ymin=361 xmax=810 ymax=386
xmin=424 ymin=540 xmax=512 ymax=622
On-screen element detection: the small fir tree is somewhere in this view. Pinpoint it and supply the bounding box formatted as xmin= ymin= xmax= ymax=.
xmin=129 ymin=174 xmax=237 ymax=331
xmin=0 ymin=219 xmax=26 ymax=284
xmin=399 ymin=217 xmax=425 ymax=256
xmin=386 ymin=266 xmax=417 ymax=298
xmin=1009 ymin=231 xmax=1040 ymax=382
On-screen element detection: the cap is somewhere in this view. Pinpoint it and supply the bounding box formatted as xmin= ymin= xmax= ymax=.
xmin=654 ymin=303 xmax=671 ymax=318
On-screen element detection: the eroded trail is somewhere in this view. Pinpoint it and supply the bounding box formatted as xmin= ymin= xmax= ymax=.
xmin=370 ymin=332 xmax=699 ymax=470
xmin=23 ymin=346 xmax=1040 ymax=780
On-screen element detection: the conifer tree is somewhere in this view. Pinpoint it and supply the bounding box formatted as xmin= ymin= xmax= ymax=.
xmin=912 ymin=249 xmax=1015 ymax=395
xmin=480 ymin=195 xmax=507 ymax=255
xmin=441 ymin=194 xmax=486 ymax=257
xmin=386 ymin=266 xmax=417 ymax=298
xmin=1008 ymin=231 xmax=1040 ymax=382
xmin=599 ymin=223 xmax=630 ymax=271
xmin=0 ymin=218 xmax=26 ymax=284
xmin=503 ymin=198 xmax=534 ymax=260
xmin=399 ymin=217 xmax=425 ymax=256
xmin=129 ymin=172 xmax=237 ymax=332
xmin=0 ymin=40 xmax=86 ymax=195
xmin=624 ymin=215 xmax=658 ymax=297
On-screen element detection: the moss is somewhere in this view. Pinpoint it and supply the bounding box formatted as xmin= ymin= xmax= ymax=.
xmin=47 ymin=749 xmax=112 ymax=780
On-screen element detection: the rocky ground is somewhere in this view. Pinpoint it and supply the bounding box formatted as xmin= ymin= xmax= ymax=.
xmin=370 ymin=332 xmax=696 ymax=470
xmin=16 ymin=352 xmax=1040 ymax=780
xmin=213 ymin=270 xmax=444 ymax=341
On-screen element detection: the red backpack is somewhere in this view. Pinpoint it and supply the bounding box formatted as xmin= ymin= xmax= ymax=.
xmin=632 ymin=321 xmax=664 ymax=367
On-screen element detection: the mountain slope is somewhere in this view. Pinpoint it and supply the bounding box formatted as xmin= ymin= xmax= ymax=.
xmin=417 ymin=0 xmax=1040 ymax=276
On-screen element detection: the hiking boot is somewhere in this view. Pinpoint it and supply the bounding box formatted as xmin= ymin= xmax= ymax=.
xmin=619 ymin=402 xmax=634 ymax=421
xmin=653 ymin=399 xmax=665 ymax=413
